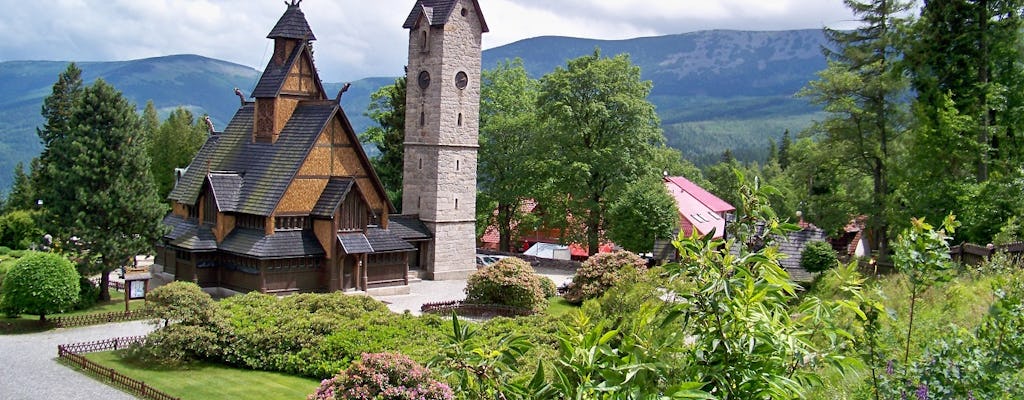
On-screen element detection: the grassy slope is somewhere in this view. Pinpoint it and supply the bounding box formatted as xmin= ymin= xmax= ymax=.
xmin=82 ymin=351 xmax=320 ymax=400
xmin=804 ymin=270 xmax=1001 ymax=399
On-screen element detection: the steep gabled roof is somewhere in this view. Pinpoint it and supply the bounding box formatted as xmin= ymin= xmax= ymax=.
xmin=162 ymin=214 xmax=217 ymax=251
xmin=267 ymin=2 xmax=316 ymax=41
xmin=168 ymin=102 xmax=337 ymax=216
xmin=251 ymin=40 xmax=326 ymax=99
xmin=207 ymin=172 xmax=243 ymax=212
xmin=310 ymin=177 xmax=355 ymax=218
xmin=665 ymin=177 xmax=735 ymax=213
xmin=402 ymin=0 xmax=489 ymax=32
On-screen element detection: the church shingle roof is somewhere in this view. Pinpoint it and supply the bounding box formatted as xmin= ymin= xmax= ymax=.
xmin=311 ymin=177 xmax=355 ymax=218
xmin=167 ymin=102 xmax=338 ymax=216
xmin=402 ymin=0 xmax=488 ymax=32
xmin=267 ymin=2 xmax=316 ymax=41
xmin=220 ymin=228 xmax=325 ymax=258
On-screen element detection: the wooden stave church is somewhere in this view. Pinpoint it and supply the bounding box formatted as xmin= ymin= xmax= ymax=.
xmin=153 ymin=1 xmax=433 ymax=295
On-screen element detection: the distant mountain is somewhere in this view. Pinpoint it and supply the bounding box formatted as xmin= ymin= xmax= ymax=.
xmin=0 ymin=29 xmax=829 ymax=192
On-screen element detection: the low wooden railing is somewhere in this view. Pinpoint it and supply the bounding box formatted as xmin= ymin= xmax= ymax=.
xmin=50 ymin=310 xmax=151 ymax=329
xmin=421 ymin=300 xmax=534 ymax=317
xmin=58 ymin=336 xmax=180 ymax=400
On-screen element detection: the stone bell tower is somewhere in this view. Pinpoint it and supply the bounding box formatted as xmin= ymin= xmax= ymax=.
xmin=401 ymin=0 xmax=488 ymax=279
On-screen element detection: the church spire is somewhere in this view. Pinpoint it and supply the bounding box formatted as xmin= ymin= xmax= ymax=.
xmin=267 ymin=0 xmax=316 ymax=41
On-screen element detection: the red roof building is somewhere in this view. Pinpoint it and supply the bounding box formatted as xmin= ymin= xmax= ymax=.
xmin=664 ymin=176 xmax=735 ymax=239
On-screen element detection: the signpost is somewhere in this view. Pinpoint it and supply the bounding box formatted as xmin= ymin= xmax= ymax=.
xmin=124 ymin=271 xmax=151 ymax=312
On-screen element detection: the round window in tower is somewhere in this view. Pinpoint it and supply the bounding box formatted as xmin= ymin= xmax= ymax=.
xmin=418 ymin=70 xmax=431 ymax=89
xmin=455 ymin=71 xmax=468 ymax=90
xmin=461 ymin=8 xmax=468 ymax=17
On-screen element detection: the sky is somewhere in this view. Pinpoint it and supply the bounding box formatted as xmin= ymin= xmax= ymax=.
xmin=0 ymin=0 xmax=867 ymax=82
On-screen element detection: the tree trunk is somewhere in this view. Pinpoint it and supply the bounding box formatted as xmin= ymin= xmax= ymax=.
xmin=587 ymin=207 xmax=601 ymax=257
xmin=99 ymin=265 xmax=111 ymax=301
xmin=497 ymin=203 xmax=513 ymax=252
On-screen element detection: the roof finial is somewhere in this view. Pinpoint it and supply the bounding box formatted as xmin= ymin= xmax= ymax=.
xmin=204 ymin=115 xmax=216 ymax=135
xmin=335 ymin=83 xmax=351 ymax=104
xmin=234 ymin=87 xmax=245 ymax=106
xmin=285 ymin=0 xmax=301 ymax=6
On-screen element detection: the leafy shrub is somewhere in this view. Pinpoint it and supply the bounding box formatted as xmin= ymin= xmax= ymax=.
xmin=8 ymin=250 xmax=25 ymax=258
xmin=539 ymin=275 xmax=557 ymax=298
xmin=308 ymin=352 xmax=452 ymax=400
xmin=563 ymin=251 xmax=647 ymax=304
xmin=800 ymin=241 xmax=838 ymax=273
xmin=0 ymin=210 xmax=42 ymax=250
xmin=73 ymin=277 xmax=99 ymax=310
xmin=465 ymin=257 xmax=546 ymax=312
xmin=0 ymin=246 xmax=10 ymax=255
xmin=130 ymin=281 xmax=229 ymax=365
xmin=0 ymin=251 xmax=79 ymax=320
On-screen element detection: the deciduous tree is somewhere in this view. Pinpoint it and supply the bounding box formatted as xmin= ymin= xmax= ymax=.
xmin=536 ymin=50 xmax=666 ymax=255
xmin=478 ymin=59 xmax=541 ymax=252
xmin=606 ymin=177 xmax=677 ymax=253
xmin=0 ymin=251 xmax=79 ymax=321
xmin=147 ymin=107 xmax=208 ymax=199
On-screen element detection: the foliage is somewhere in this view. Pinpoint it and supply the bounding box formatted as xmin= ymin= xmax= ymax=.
xmin=538 ymin=275 xmax=556 ymax=299
xmin=477 ymin=59 xmax=542 ymax=252
xmin=72 ymin=276 xmax=99 ymax=311
xmin=35 ymin=78 xmax=166 ymax=301
xmin=799 ymin=0 xmax=914 ymax=256
xmin=536 ymin=49 xmax=667 ymax=255
xmin=563 ymin=250 xmax=647 ymax=304
xmin=428 ymin=313 xmax=531 ymax=399
xmin=310 ymin=352 xmax=452 ymax=400
xmin=2 ymin=162 xmax=38 ymax=213
xmin=801 ymin=240 xmax=839 ymax=273
xmin=606 ymin=177 xmax=678 ymax=253
xmin=892 ymin=214 xmax=958 ymax=372
xmin=0 ymin=251 xmax=79 ymax=321
xmin=906 ymin=0 xmax=1024 ymax=183
xmin=465 ymin=257 xmax=546 ymax=312
xmin=147 ymin=107 xmax=208 ymax=200
xmin=132 ymin=281 xmax=228 ymax=365
xmin=359 ymin=76 xmax=406 ymax=210
xmin=0 ymin=210 xmax=43 ymax=250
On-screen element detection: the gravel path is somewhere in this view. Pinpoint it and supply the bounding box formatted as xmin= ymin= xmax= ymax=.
xmin=0 ymin=320 xmax=154 ymax=400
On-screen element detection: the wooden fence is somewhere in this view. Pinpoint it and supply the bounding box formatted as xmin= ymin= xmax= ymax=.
xmin=950 ymin=242 xmax=1024 ymax=266
xmin=51 ymin=310 xmax=151 ymax=329
xmin=58 ymin=336 xmax=180 ymax=400
xmin=421 ymin=300 xmax=534 ymax=317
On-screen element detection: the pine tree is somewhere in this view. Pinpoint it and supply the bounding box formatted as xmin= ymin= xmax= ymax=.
xmin=34 ymin=64 xmax=84 ymax=211
xmin=39 ymin=79 xmax=166 ymax=300
xmin=3 ymin=162 xmax=36 ymax=212
xmin=800 ymin=0 xmax=914 ymax=257
xmin=147 ymin=107 xmax=208 ymax=200
xmin=779 ymin=129 xmax=792 ymax=171
xmin=360 ymin=77 xmax=406 ymax=210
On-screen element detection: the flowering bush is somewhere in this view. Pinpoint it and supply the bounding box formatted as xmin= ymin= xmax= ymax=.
xmin=308 ymin=352 xmax=452 ymax=400
xmin=465 ymin=257 xmax=546 ymax=312
xmin=564 ymin=251 xmax=647 ymax=304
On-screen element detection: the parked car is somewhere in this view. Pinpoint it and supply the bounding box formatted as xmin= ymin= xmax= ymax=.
xmin=475 ymin=254 xmax=508 ymax=268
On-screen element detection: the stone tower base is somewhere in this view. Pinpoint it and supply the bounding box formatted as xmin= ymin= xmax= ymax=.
xmin=424 ymin=220 xmax=477 ymax=280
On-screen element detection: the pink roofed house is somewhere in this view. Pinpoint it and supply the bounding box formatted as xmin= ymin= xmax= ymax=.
xmin=664 ymin=176 xmax=735 ymax=239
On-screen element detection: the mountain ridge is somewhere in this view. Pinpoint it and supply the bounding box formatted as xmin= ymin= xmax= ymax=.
xmin=0 ymin=29 xmax=829 ymax=191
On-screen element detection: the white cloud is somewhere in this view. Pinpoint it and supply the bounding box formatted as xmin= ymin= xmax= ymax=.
xmin=0 ymin=0 xmax=888 ymax=82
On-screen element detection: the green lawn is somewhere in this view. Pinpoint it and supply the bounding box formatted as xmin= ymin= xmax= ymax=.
xmin=1 ymin=288 xmax=148 ymax=333
xmin=81 ymin=351 xmax=321 ymax=400
xmin=545 ymin=297 xmax=577 ymax=317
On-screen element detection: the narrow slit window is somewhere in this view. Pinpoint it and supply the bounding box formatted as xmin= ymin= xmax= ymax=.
xmin=456 ymin=160 xmax=460 ymax=171
xmin=455 ymin=198 xmax=459 ymax=209
xmin=420 ymin=111 xmax=425 ymax=126
xmin=457 ymin=113 xmax=463 ymax=126
xmin=418 ymin=158 xmax=422 ymax=169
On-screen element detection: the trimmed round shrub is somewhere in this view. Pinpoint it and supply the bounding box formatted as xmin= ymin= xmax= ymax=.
xmin=801 ymin=241 xmax=839 ymax=273
xmin=465 ymin=257 xmax=546 ymax=312
xmin=308 ymin=352 xmax=452 ymax=400
xmin=564 ymin=251 xmax=648 ymax=304
xmin=539 ymin=275 xmax=557 ymax=299
xmin=0 ymin=251 xmax=79 ymax=320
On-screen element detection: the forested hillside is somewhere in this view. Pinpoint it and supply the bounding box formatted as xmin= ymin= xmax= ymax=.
xmin=0 ymin=30 xmax=830 ymax=191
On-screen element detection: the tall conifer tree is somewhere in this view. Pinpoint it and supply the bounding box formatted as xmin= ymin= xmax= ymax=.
xmin=801 ymin=0 xmax=914 ymax=256
xmin=40 ymin=79 xmax=165 ymax=300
